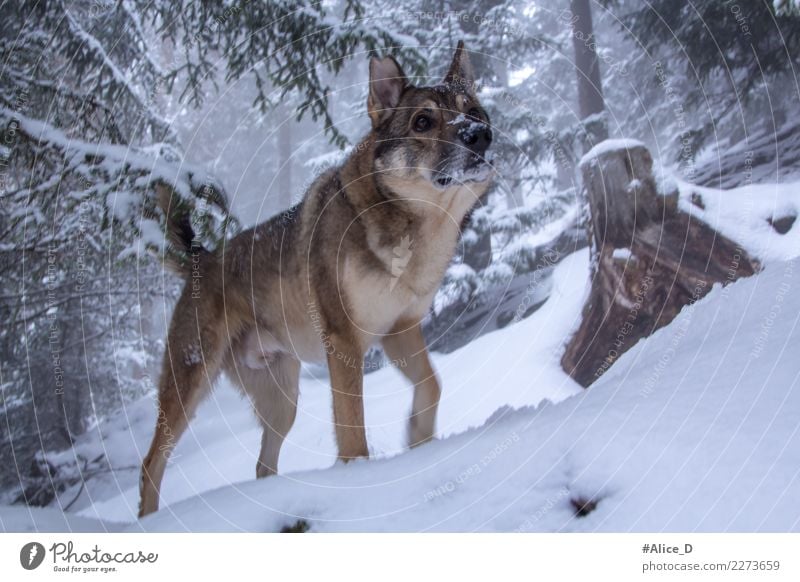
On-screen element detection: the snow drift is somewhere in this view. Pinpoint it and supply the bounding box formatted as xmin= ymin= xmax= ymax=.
xmin=5 ymin=245 xmax=796 ymax=532
xmin=130 ymin=254 xmax=799 ymax=532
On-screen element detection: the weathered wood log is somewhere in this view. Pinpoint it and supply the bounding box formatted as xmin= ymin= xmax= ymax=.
xmin=561 ymin=140 xmax=759 ymax=387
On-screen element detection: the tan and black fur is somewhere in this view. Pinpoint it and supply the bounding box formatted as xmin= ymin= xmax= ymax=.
xmin=139 ymin=42 xmax=494 ymax=517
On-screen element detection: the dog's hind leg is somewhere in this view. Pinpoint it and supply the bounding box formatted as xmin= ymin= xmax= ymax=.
xmin=382 ymin=321 xmax=441 ymax=448
xmin=138 ymin=294 xmax=226 ymax=518
xmin=228 ymin=353 xmax=300 ymax=478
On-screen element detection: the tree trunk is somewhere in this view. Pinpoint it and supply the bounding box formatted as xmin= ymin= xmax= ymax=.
xmin=570 ymin=0 xmax=608 ymax=150
xmin=462 ymin=227 xmax=493 ymax=272
xmin=561 ymin=141 xmax=758 ymax=387
xmin=554 ymin=132 xmax=579 ymax=192
xmin=277 ymin=108 xmax=293 ymax=210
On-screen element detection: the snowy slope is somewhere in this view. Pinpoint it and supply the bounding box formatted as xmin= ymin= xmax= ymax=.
xmin=676 ymin=179 xmax=800 ymax=262
xmin=8 ymin=248 xmax=589 ymax=529
xmin=0 ymin=507 xmax=122 ymax=533
xmin=126 ymin=257 xmax=799 ymax=532
xmin=3 ymin=234 xmax=798 ymax=532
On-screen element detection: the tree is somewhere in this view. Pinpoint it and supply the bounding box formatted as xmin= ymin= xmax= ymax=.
xmin=0 ymin=0 xmax=213 ymax=495
xmin=619 ymin=0 xmax=800 ymax=159
xmin=569 ymin=0 xmax=608 ymax=150
xmin=0 ymin=0 xmax=424 ymax=500
xmin=555 ymin=2 xmax=793 ymax=385
xmin=277 ymin=106 xmax=294 ymax=210
xmin=144 ymin=0 xmax=424 ymax=147
xmin=560 ymin=143 xmax=758 ymax=387
xmin=775 ymin=0 xmax=800 ymax=14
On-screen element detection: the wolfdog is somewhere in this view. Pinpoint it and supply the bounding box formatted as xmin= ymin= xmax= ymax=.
xmin=139 ymin=41 xmax=493 ymax=517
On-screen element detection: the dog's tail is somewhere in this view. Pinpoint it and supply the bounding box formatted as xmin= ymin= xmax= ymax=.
xmin=154 ymin=182 xmax=208 ymax=275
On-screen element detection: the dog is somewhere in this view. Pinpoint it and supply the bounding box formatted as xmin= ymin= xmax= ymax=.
xmin=139 ymin=41 xmax=494 ymax=517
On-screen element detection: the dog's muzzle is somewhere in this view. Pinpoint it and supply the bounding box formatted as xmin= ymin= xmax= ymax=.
xmin=458 ymin=121 xmax=493 ymax=156
xmin=433 ymin=119 xmax=494 ymax=188
xmin=434 ymin=143 xmax=494 ymax=189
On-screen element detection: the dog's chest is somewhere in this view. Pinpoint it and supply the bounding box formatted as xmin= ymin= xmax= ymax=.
xmin=342 ymin=257 xmax=418 ymax=339
xmin=343 ymin=214 xmax=460 ymax=338
xmin=399 ymin=217 xmax=461 ymax=290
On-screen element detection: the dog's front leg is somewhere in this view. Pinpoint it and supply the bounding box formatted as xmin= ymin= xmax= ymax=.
xmin=382 ymin=321 xmax=440 ymax=448
xmin=327 ymin=338 xmax=369 ymax=461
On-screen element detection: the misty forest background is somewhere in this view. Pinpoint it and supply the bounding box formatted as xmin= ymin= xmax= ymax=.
xmin=1 ymin=0 xmax=799 ymax=505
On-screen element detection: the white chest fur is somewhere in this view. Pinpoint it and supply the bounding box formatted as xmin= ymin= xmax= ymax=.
xmin=343 ymin=185 xmax=476 ymax=344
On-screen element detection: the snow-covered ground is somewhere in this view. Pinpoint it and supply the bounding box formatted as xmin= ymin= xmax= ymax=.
xmin=134 ymin=256 xmax=800 ymax=532
xmin=2 ymin=236 xmax=798 ymax=532
xmin=1 ymin=245 xmax=589 ymax=532
xmin=676 ymin=179 xmax=800 ymax=262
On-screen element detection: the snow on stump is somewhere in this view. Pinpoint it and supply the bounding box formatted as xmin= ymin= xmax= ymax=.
xmin=561 ymin=140 xmax=759 ymax=387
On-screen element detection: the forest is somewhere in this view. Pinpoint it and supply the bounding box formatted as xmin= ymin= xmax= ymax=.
xmin=1 ymin=0 xmax=799 ymax=531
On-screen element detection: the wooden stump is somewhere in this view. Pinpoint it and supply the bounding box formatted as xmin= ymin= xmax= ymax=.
xmin=561 ymin=140 xmax=759 ymax=387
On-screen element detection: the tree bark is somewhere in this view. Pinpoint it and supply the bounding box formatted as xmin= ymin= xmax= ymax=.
xmin=278 ymin=107 xmax=293 ymax=210
xmin=570 ymin=0 xmax=608 ymax=149
xmin=561 ymin=141 xmax=759 ymax=387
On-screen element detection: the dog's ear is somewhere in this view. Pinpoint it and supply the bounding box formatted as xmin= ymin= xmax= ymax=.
xmin=443 ymin=40 xmax=475 ymax=91
xmin=368 ymin=56 xmax=408 ymax=127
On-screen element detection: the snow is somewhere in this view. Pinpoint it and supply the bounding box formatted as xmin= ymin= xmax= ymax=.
xmin=579 ymin=138 xmax=646 ymax=167
xmin=500 ymin=205 xmax=581 ymax=260
xmin=3 ymin=245 xmax=798 ymax=532
xmin=627 ymin=178 xmax=642 ymax=191
xmin=612 ymin=248 xmax=632 ymax=261
xmin=677 ymin=179 xmax=800 ymax=263
xmin=304 ymin=148 xmax=346 ymax=171
xmin=2 ymin=250 xmax=588 ymax=529
xmin=5 ymin=108 xmax=227 ymax=244
xmin=508 ymin=66 xmax=535 ymax=88
xmin=128 ymin=218 xmax=166 ymax=258
xmin=448 ymin=113 xmax=468 ymax=126
xmin=445 ymin=262 xmax=477 ymax=281
xmin=0 ymin=506 xmax=122 ymax=533
xmin=134 ymin=256 xmax=800 ymax=532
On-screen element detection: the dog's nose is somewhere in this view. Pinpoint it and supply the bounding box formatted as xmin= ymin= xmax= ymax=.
xmin=459 ymin=123 xmax=492 ymax=153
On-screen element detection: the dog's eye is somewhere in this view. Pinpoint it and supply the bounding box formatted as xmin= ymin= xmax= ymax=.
xmin=413 ymin=114 xmax=432 ymax=133
xmin=467 ymin=108 xmax=482 ymax=120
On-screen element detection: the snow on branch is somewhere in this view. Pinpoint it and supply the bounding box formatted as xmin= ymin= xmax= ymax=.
xmin=0 ymin=107 xmax=238 ymax=264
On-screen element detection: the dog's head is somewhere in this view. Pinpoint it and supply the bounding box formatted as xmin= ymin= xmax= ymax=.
xmin=367 ymin=42 xmax=494 ymax=199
